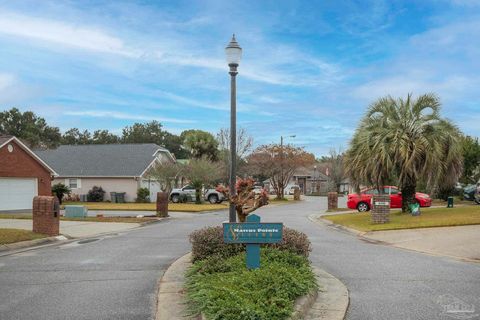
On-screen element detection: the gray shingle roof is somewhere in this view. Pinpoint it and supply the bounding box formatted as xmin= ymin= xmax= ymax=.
xmin=35 ymin=144 xmax=170 ymax=177
xmin=0 ymin=135 xmax=13 ymax=147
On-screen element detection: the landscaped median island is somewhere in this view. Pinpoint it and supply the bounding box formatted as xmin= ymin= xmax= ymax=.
xmin=323 ymin=205 xmax=480 ymax=232
xmin=184 ymin=226 xmax=317 ymax=320
xmin=0 ymin=228 xmax=47 ymax=245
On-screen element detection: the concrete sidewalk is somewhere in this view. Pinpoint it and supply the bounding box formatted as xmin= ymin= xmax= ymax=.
xmin=364 ymin=225 xmax=480 ymax=262
xmin=0 ymin=219 xmax=140 ymax=238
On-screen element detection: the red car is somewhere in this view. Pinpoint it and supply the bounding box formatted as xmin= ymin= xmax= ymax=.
xmin=347 ymin=186 xmax=432 ymax=212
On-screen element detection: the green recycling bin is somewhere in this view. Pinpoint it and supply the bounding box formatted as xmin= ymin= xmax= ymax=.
xmin=116 ymin=192 xmax=126 ymax=203
xmin=447 ymin=196 xmax=454 ymax=208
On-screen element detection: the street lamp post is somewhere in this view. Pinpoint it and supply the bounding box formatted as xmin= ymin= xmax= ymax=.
xmin=313 ymin=165 xmax=317 ymax=194
xmin=226 ymin=34 xmax=242 ymax=223
xmin=280 ymin=135 xmax=296 ymax=198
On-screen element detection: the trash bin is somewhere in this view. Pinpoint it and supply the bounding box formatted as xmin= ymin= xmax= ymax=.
xmin=116 ymin=192 xmax=126 ymax=203
xmin=447 ymin=196 xmax=454 ymax=208
xmin=110 ymin=192 xmax=117 ymax=203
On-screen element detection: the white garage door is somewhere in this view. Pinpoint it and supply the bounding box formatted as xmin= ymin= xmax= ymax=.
xmin=0 ymin=178 xmax=37 ymax=211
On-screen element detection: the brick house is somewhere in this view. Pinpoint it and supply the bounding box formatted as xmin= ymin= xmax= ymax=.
xmin=0 ymin=136 xmax=58 ymax=211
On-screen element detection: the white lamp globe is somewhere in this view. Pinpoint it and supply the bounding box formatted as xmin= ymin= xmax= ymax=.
xmin=225 ymin=34 xmax=242 ymax=66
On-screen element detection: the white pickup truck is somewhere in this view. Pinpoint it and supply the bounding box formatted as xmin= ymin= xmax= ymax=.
xmin=169 ymin=185 xmax=226 ymax=204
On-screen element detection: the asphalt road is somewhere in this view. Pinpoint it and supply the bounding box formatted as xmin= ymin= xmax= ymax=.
xmin=1 ymin=197 xmax=479 ymax=320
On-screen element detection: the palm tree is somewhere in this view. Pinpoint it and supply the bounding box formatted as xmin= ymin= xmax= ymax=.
xmin=344 ymin=93 xmax=463 ymax=212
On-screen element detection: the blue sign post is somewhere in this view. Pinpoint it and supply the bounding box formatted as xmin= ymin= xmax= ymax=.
xmin=223 ymin=214 xmax=283 ymax=269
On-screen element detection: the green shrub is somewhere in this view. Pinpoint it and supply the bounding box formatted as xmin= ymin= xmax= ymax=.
xmin=87 ymin=186 xmax=105 ymax=202
xmin=136 ymin=187 xmax=150 ymax=203
xmin=189 ymin=226 xmax=244 ymax=262
xmin=189 ymin=226 xmax=311 ymax=262
xmin=185 ymin=248 xmax=317 ymax=320
xmin=51 ymin=183 xmax=71 ymax=204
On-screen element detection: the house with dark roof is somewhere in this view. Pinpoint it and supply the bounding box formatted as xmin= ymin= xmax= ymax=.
xmin=0 ymin=136 xmax=57 ymax=211
xmin=35 ymin=144 xmax=175 ymax=202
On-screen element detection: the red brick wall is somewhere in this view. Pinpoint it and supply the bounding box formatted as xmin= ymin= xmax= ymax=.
xmin=0 ymin=140 xmax=52 ymax=196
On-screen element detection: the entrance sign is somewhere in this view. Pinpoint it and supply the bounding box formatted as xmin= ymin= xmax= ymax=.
xmin=223 ymin=214 xmax=283 ymax=269
xmin=223 ymin=222 xmax=283 ymax=243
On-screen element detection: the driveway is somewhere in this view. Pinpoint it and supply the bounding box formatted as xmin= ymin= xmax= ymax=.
xmin=0 ymin=196 xmax=479 ymax=320
xmin=363 ymin=225 xmax=480 ymax=262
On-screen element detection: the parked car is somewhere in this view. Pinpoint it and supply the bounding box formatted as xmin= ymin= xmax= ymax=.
xmin=347 ymin=186 xmax=432 ymax=212
xmin=253 ymin=186 xmax=263 ymax=195
xmin=288 ymin=185 xmax=300 ymax=195
xmin=463 ymin=184 xmax=477 ymax=201
xmin=169 ymin=185 xmax=226 ymax=204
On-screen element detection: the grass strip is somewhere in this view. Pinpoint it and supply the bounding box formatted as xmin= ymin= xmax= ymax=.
xmin=61 ymin=202 xmax=228 ymax=212
xmin=0 ymin=228 xmax=48 ymax=245
xmin=323 ymin=206 xmax=480 ymax=231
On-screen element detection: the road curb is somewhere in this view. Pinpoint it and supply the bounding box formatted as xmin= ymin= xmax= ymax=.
xmin=155 ymin=251 xmax=349 ymax=320
xmin=309 ymin=213 xmax=367 ymax=237
xmin=305 ymin=267 xmax=349 ymax=320
xmin=156 ymin=252 xmax=195 ymax=320
xmin=0 ymin=235 xmax=68 ymax=254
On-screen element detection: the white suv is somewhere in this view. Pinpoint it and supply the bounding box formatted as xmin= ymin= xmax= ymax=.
xmin=169 ymin=185 xmax=226 ymax=204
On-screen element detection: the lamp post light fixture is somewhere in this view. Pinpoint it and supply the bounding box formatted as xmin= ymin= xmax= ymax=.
xmin=226 ymin=34 xmax=242 ymax=223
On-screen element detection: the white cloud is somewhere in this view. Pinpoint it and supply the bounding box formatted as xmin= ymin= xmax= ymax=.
xmin=64 ymin=110 xmax=196 ymax=124
xmin=0 ymin=11 xmax=140 ymax=57
xmin=0 ymin=73 xmax=15 ymax=90
xmin=156 ymin=90 xmax=228 ymax=111
xmin=0 ymin=10 xmax=340 ymax=87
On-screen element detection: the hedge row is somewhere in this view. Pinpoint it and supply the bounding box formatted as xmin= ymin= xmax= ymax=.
xmin=189 ymin=226 xmax=312 ymax=262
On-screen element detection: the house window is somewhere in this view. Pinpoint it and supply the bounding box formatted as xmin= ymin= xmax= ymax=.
xmin=68 ymin=178 xmax=79 ymax=189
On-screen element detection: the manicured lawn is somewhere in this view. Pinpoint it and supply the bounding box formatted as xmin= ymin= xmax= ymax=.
xmin=326 ymin=208 xmax=352 ymax=213
xmin=60 ymin=216 xmax=160 ymax=223
xmin=323 ymin=206 xmax=480 ymax=232
xmin=0 ymin=228 xmax=48 ymax=245
xmin=0 ymin=214 xmax=161 ymax=223
xmin=61 ymin=201 xmax=229 ymax=212
xmin=431 ymin=199 xmax=475 ymax=206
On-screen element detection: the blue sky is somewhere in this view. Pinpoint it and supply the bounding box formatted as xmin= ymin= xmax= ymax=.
xmin=0 ymin=0 xmax=479 ymax=156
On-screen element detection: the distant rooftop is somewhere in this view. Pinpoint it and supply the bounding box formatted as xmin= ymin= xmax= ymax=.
xmin=35 ymin=143 xmax=172 ymax=177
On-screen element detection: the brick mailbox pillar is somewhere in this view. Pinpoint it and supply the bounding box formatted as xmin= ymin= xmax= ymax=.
xmin=156 ymin=192 xmax=169 ymax=218
xmin=32 ymin=196 xmax=60 ymax=236
xmin=328 ymin=192 xmax=338 ymax=210
xmin=371 ymin=194 xmax=390 ymax=224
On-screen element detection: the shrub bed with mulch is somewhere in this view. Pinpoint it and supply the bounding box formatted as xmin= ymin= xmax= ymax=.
xmin=186 ymin=226 xmax=316 ymax=319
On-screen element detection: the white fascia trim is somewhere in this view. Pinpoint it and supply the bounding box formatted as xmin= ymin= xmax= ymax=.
xmin=152 ymin=149 xmax=176 ymax=163
xmin=140 ymin=158 xmax=160 ymax=178
xmin=56 ymin=176 xmax=137 ymax=178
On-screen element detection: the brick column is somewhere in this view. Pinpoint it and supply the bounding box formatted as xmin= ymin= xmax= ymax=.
xmin=32 ymin=196 xmax=60 ymax=236
xmin=293 ymin=188 xmax=301 ymax=201
xmin=371 ymin=194 xmax=390 ymax=224
xmin=328 ymin=192 xmax=338 ymax=210
xmin=156 ymin=192 xmax=169 ymax=217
